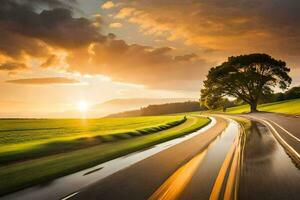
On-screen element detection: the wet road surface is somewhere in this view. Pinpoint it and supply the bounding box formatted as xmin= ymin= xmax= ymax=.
xmin=247 ymin=112 xmax=300 ymax=156
xmin=238 ymin=120 xmax=300 ymax=200
xmin=70 ymin=117 xmax=230 ymax=200
xmin=172 ymin=120 xmax=239 ymax=200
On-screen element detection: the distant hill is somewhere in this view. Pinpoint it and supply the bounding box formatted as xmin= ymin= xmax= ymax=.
xmin=107 ymin=101 xmax=205 ymax=118
xmin=94 ymin=98 xmax=197 ymax=109
xmin=46 ymin=98 xmax=197 ymax=118
xmin=91 ymin=98 xmax=197 ymax=117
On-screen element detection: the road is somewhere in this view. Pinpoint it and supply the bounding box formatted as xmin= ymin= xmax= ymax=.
xmin=246 ymin=112 xmax=300 ymax=158
xmin=70 ymin=118 xmax=236 ymax=200
xmin=2 ymin=113 xmax=300 ymax=200
xmin=70 ymin=113 xmax=300 ymax=200
xmin=237 ymin=116 xmax=300 ymax=200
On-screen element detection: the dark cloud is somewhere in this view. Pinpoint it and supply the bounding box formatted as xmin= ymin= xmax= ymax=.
xmin=15 ymin=0 xmax=75 ymax=6
xmin=0 ymin=62 xmax=27 ymax=71
xmin=6 ymin=77 xmax=80 ymax=84
xmin=0 ymin=29 xmax=50 ymax=59
xmin=0 ymin=1 xmax=102 ymax=50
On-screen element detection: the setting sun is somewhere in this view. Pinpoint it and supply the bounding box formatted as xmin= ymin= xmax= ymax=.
xmin=77 ymin=101 xmax=90 ymax=113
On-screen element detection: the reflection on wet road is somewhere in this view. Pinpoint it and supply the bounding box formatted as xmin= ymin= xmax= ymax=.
xmin=148 ymin=118 xmax=300 ymax=200
xmin=70 ymin=117 xmax=230 ymax=200
xmin=239 ymin=121 xmax=300 ymax=200
xmin=148 ymin=119 xmax=239 ymax=200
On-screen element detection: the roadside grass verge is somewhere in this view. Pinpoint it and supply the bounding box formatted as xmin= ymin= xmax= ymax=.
xmin=223 ymin=115 xmax=252 ymax=132
xmin=0 ymin=116 xmax=210 ymax=196
xmin=0 ymin=116 xmax=185 ymax=165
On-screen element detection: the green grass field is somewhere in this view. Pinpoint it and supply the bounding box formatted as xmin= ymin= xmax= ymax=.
xmin=0 ymin=116 xmax=186 ymax=164
xmin=221 ymin=98 xmax=300 ymax=115
xmin=0 ymin=115 xmax=210 ymax=195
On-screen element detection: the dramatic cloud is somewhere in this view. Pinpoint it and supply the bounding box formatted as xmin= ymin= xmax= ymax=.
xmin=0 ymin=2 xmax=102 ymax=50
xmin=2 ymin=0 xmax=298 ymax=90
xmin=0 ymin=0 xmax=210 ymax=90
xmin=115 ymin=0 xmax=300 ymax=57
xmin=67 ymin=40 xmax=210 ymax=90
xmin=6 ymin=77 xmax=80 ymax=85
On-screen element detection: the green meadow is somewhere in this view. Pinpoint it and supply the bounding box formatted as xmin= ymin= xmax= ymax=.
xmin=214 ymin=98 xmax=300 ymax=115
xmin=0 ymin=116 xmax=185 ymax=164
xmin=0 ymin=115 xmax=210 ymax=195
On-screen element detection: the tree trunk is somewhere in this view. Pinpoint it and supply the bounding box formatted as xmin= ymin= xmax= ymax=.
xmin=250 ymin=102 xmax=258 ymax=112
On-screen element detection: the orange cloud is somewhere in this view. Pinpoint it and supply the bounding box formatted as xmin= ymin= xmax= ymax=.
xmin=67 ymin=39 xmax=211 ymax=90
xmin=101 ymin=1 xmax=115 ymax=9
xmin=0 ymin=0 xmax=211 ymax=90
xmin=4 ymin=0 xmax=299 ymax=90
xmin=109 ymin=22 xmax=123 ymax=28
xmin=115 ymin=0 xmax=300 ymax=58
xmin=40 ymin=55 xmax=60 ymax=68
xmin=115 ymin=7 xmax=135 ymax=19
xmin=0 ymin=62 xmax=27 ymax=71
xmin=6 ymin=77 xmax=80 ymax=85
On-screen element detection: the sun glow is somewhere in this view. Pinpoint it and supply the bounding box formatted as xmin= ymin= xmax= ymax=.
xmin=77 ymin=101 xmax=90 ymax=113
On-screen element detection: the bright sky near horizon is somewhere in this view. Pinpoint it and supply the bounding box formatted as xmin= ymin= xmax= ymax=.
xmin=0 ymin=0 xmax=300 ymax=117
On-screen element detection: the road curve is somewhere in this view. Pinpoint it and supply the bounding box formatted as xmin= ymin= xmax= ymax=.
xmin=238 ymin=117 xmax=300 ymax=200
xmin=2 ymin=116 xmax=227 ymax=200
xmin=69 ymin=116 xmax=229 ymax=200
xmin=244 ymin=112 xmax=300 ymax=162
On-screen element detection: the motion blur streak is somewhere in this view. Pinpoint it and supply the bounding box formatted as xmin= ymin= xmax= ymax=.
xmin=148 ymin=149 xmax=208 ymax=200
xmin=209 ymin=137 xmax=237 ymax=200
xmin=224 ymin=142 xmax=239 ymax=200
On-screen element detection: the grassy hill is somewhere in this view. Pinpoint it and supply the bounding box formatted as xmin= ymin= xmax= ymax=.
xmin=89 ymin=98 xmax=197 ymax=117
xmin=223 ymin=98 xmax=300 ymax=115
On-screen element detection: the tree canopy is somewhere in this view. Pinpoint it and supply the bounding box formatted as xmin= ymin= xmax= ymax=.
xmin=200 ymin=53 xmax=292 ymax=112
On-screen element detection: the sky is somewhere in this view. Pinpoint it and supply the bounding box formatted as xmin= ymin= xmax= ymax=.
xmin=0 ymin=0 xmax=300 ymax=117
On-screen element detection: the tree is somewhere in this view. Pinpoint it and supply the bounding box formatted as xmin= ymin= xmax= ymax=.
xmin=200 ymin=53 xmax=292 ymax=112
xmin=200 ymin=96 xmax=232 ymax=111
xmin=285 ymin=86 xmax=300 ymax=100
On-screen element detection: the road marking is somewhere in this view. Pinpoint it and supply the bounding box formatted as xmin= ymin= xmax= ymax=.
xmin=148 ymin=149 xmax=208 ymax=200
xmin=61 ymin=192 xmax=79 ymax=200
xmin=266 ymin=119 xmax=300 ymax=142
xmin=250 ymin=116 xmax=300 ymax=160
xmin=224 ymin=141 xmax=239 ymax=200
xmin=209 ymin=138 xmax=237 ymax=200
